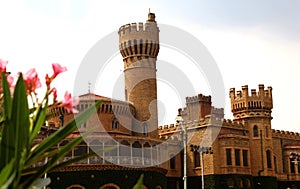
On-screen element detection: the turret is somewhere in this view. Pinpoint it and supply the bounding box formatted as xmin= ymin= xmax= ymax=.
xmin=230 ymin=84 xmax=273 ymax=120
xmin=118 ymin=12 xmax=159 ymax=138
xmin=230 ymin=84 xmax=275 ymax=177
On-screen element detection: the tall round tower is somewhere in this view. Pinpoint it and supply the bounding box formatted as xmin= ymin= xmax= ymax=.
xmin=118 ymin=12 xmax=159 ymax=138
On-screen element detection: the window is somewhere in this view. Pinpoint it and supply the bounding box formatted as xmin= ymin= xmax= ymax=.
xmin=134 ymin=39 xmax=138 ymax=54
xmin=245 ymin=178 xmax=251 ymax=188
xmin=242 ymin=150 xmax=248 ymax=166
xmin=139 ymin=39 xmax=143 ymax=54
xmin=266 ymin=150 xmax=272 ymax=168
xmin=112 ymin=119 xmax=119 ymax=129
xmin=253 ymin=125 xmax=258 ymax=137
xmin=237 ymin=178 xmax=243 ymax=188
xmin=144 ymin=143 xmax=151 ymax=165
xmin=227 ymin=178 xmax=234 ymax=188
xmin=226 ymin=149 xmax=232 ymax=166
xmin=194 ymin=151 xmax=200 ymax=168
xmin=142 ymin=123 xmax=147 ymax=136
xmin=170 ymin=154 xmax=176 ymax=169
xmin=274 ymin=156 xmax=278 ymax=173
xmin=235 ymin=149 xmax=241 ymax=166
xmin=132 ymin=141 xmax=142 ymax=157
xmin=74 ymin=142 xmax=87 ymax=157
xmin=290 ymin=158 xmax=296 ymax=173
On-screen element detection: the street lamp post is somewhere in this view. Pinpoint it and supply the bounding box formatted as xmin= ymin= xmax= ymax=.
xmin=176 ymin=114 xmax=187 ymax=189
xmin=190 ymin=145 xmax=213 ymax=189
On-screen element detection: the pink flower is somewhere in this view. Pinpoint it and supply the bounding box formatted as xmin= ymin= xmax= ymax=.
xmin=45 ymin=63 xmax=67 ymax=87
xmin=7 ymin=74 xmax=14 ymax=87
xmin=0 ymin=59 xmax=8 ymax=73
xmin=7 ymin=75 xmax=15 ymax=94
xmin=23 ymin=68 xmax=41 ymax=94
xmin=51 ymin=63 xmax=67 ymax=79
xmin=62 ymin=91 xmax=79 ymax=113
xmin=52 ymin=88 xmax=57 ymax=102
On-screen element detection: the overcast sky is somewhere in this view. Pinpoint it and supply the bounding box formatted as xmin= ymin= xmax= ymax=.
xmin=0 ymin=0 xmax=299 ymax=132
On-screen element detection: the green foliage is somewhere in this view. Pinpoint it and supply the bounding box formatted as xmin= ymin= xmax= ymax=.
xmin=133 ymin=174 xmax=144 ymax=189
xmin=0 ymin=73 xmax=101 ymax=189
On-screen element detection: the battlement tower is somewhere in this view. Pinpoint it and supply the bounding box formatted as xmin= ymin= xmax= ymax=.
xmin=230 ymin=84 xmax=273 ymax=120
xmin=118 ymin=12 xmax=159 ymax=138
xmin=230 ymin=84 xmax=275 ymax=176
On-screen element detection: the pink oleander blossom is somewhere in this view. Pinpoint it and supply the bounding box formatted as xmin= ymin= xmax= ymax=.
xmin=7 ymin=75 xmax=14 ymax=87
xmin=52 ymin=88 xmax=57 ymax=102
xmin=51 ymin=63 xmax=67 ymax=79
xmin=23 ymin=68 xmax=41 ymax=93
xmin=62 ymin=91 xmax=79 ymax=113
xmin=0 ymin=59 xmax=8 ymax=73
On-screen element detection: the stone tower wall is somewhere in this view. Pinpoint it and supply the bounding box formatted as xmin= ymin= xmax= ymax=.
xmin=118 ymin=13 xmax=159 ymax=138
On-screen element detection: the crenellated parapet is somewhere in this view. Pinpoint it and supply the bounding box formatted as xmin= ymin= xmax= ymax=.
xmin=230 ymin=84 xmax=273 ymax=120
xmin=185 ymin=94 xmax=211 ymax=104
xmin=222 ymin=119 xmax=245 ymax=129
xmin=118 ymin=13 xmax=159 ymax=64
xmin=272 ymin=129 xmax=300 ymax=140
xmin=182 ymin=93 xmax=213 ymax=121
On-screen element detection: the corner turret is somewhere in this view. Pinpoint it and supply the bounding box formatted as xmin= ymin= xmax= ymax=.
xmin=230 ymin=84 xmax=273 ymax=120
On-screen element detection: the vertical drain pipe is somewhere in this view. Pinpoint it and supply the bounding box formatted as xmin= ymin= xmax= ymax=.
xmin=258 ymin=129 xmax=264 ymax=187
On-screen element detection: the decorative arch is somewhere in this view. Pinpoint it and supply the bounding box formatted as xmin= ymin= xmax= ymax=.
xmin=66 ymin=184 xmax=86 ymax=189
xmin=100 ymin=183 xmax=120 ymax=189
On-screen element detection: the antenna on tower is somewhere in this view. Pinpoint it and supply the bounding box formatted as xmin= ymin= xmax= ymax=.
xmin=149 ymin=8 xmax=150 ymax=13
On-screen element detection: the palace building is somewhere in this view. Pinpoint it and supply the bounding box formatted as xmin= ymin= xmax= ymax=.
xmin=42 ymin=12 xmax=300 ymax=189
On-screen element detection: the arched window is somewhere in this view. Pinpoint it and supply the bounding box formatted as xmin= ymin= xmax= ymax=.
xmin=144 ymin=142 xmax=151 ymax=165
xmin=132 ymin=141 xmax=142 ymax=154
xmin=112 ymin=119 xmax=119 ymax=129
xmin=119 ymin=140 xmax=130 ymax=164
xmin=194 ymin=151 xmax=200 ymax=168
xmin=142 ymin=123 xmax=147 ymax=136
xmin=253 ymin=125 xmax=258 ymax=137
xmin=266 ymin=150 xmax=272 ymax=168
xmin=170 ymin=154 xmax=176 ymax=169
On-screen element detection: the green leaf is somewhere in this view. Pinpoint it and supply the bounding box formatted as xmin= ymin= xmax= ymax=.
xmin=0 ymin=158 xmax=15 ymax=187
xmin=0 ymin=73 xmax=13 ymax=169
xmin=27 ymin=101 xmax=101 ymax=165
xmin=8 ymin=74 xmax=30 ymax=186
xmin=133 ymin=174 xmax=144 ymax=189
xmin=30 ymin=103 xmax=48 ymax=144
xmin=1 ymin=72 xmax=12 ymax=119
xmin=22 ymin=136 xmax=83 ymax=188
xmin=11 ymin=74 xmax=30 ymax=157
xmin=22 ymin=101 xmax=101 ymax=188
